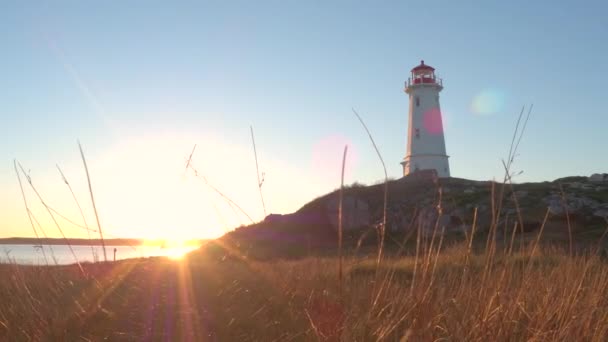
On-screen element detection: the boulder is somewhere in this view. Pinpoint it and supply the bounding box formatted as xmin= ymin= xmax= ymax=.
xmin=544 ymin=193 xmax=602 ymax=217
xmin=579 ymin=197 xmax=600 ymax=209
xmin=545 ymin=194 xmax=573 ymax=216
xmin=589 ymin=173 xmax=608 ymax=182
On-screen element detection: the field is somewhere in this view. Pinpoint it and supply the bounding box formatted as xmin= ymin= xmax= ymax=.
xmin=2 ymin=231 xmax=608 ymax=341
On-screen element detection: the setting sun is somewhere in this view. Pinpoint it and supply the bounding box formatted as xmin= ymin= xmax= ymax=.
xmin=164 ymin=245 xmax=199 ymax=260
xmin=143 ymin=239 xmax=202 ymax=260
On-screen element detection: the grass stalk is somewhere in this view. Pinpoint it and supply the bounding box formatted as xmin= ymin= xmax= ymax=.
xmin=185 ymin=145 xmax=255 ymax=224
xmin=250 ymin=126 xmax=267 ymax=218
xmin=14 ymin=160 xmax=49 ymax=266
xmin=29 ymin=211 xmax=58 ymax=264
xmin=338 ymin=145 xmax=348 ymax=299
xmin=352 ymin=108 xmax=388 ymax=265
xmin=17 ymin=162 xmax=84 ymax=275
xmin=79 ymin=141 xmax=107 ymax=262
xmin=558 ymin=183 xmax=573 ymax=256
xmin=57 ymin=164 xmax=97 ymax=262
xmin=461 ymin=206 xmax=478 ymax=288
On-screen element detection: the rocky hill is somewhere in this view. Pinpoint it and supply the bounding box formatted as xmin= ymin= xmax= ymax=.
xmin=222 ymin=172 xmax=608 ymax=259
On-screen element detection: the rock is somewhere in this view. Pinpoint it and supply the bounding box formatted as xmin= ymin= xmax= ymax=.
xmin=548 ymin=202 xmax=565 ymax=216
xmin=513 ymin=190 xmax=528 ymax=198
xmin=464 ymin=188 xmax=475 ymax=194
xmin=579 ymin=197 xmax=600 ymax=209
xmin=569 ymin=182 xmax=585 ymax=189
xmin=326 ymin=196 xmax=370 ymax=230
xmin=545 ymin=195 xmax=573 ymax=216
xmin=414 ymin=206 xmax=450 ymax=236
xmin=589 ymin=173 xmax=608 ymax=182
xmin=543 ymin=193 xmax=601 ymax=216
xmin=593 ymin=209 xmax=608 ymax=219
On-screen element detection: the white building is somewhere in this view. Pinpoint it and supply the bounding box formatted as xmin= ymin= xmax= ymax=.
xmin=401 ymin=60 xmax=450 ymax=178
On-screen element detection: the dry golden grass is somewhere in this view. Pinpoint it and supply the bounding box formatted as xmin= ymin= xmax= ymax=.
xmin=252 ymin=244 xmax=608 ymax=341
xmin=2 ymin=238 xmax=608 ymax=341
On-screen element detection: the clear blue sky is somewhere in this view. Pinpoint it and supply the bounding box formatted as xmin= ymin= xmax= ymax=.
xmin=1 ymin=1 xmax=607 ymax=239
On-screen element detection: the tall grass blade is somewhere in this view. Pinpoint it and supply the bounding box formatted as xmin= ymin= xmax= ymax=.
xmin=56 ymin=164 xmax=97 ymax=262
xmin=14 ymin=159 xmax=49 ymax=266
xmin=338 ymin=145 xmax=348 ymax=299
xmin=352 ymin=108 xmax=388 ymax=265
xmin=250 ymin=125 xmax=267 ymax=217
xmin=17 ymin=162 xmax=84 ymax=275
xmin=78 ymin=141 xmax=107 ymax=262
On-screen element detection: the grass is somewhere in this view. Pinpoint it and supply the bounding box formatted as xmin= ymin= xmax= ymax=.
xmin=2 ymin=239 xmax=608 ymax=341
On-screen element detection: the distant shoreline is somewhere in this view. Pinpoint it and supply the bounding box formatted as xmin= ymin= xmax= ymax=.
xmin=0 ymin=237 xmax=206 ymax=246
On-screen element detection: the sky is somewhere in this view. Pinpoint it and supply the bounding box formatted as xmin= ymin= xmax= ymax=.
xmin=1 ymin=1 xmax=607 ymax=240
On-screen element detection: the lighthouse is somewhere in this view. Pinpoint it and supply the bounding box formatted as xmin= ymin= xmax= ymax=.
xmin=401 ymin=60 xmax=450 ymax=178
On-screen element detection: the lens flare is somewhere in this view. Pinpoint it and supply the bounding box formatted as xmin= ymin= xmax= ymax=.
xmin=471 ymin=89 xmax=506 ymax=115
xmin=423 ymin=107 xmax=445 ymax=135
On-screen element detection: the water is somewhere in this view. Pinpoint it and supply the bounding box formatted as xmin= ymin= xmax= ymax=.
xmin=0 ymin=244 xmax=198 ymax=265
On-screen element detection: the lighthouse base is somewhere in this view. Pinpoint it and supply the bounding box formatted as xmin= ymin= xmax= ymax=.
xmin=401 ymin=154 xmax=450 ymax=178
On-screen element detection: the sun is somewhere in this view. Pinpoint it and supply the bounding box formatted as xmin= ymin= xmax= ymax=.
xmin=160 ymin=239 xmax=201 ymax=260
xmin=165 ymin=247 xmax=195 ymax=260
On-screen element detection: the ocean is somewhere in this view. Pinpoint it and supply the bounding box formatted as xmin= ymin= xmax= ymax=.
xmin=0 ymin=244 xmax=198 ymax=265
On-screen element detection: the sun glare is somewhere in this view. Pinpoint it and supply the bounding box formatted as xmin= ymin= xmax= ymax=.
xmin=165 ymin=246 xmax=196 ymax=260
xmin=87 ymin=135 xmax=252 ymax=240
xmin=23 ymin=133 xmax=332 ymax=242
xmin=159 ymin=239 xmax=200 ymax=260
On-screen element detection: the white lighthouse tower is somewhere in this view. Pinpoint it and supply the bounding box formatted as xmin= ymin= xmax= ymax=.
xmin=401 ymin=60 xmax=450 ymax=178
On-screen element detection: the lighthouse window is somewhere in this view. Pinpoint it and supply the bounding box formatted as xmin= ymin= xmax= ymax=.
xmin=415 ymin=96 xmax=420 ymax=107
xmin=415 ymin=128 xmax=420 ymax=139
